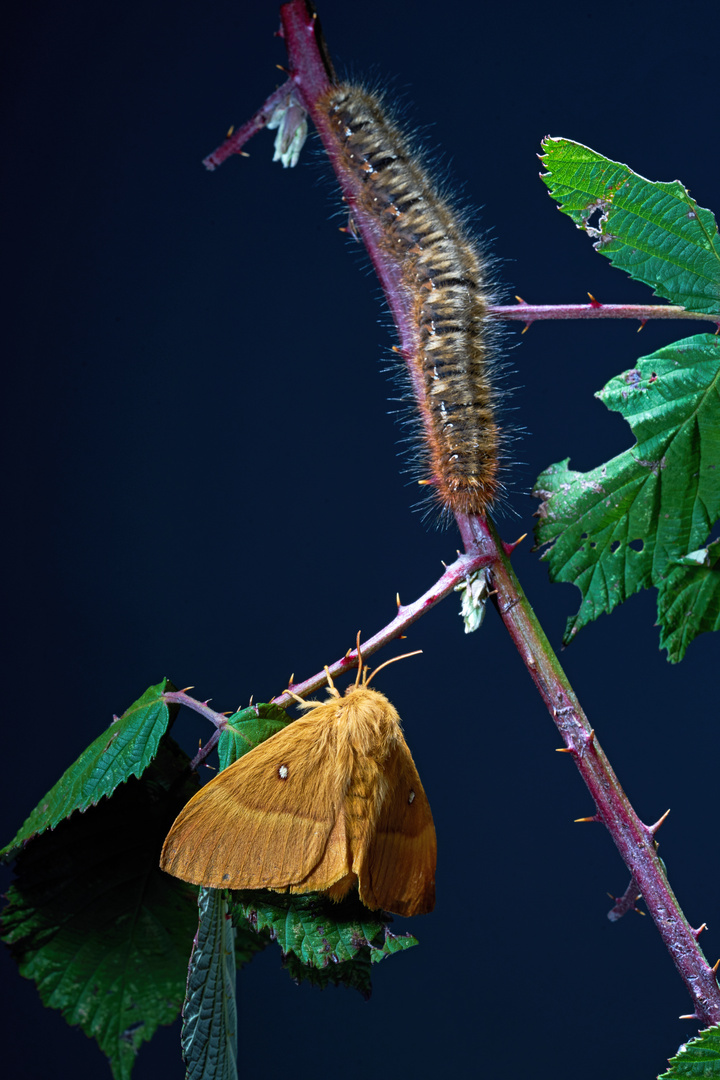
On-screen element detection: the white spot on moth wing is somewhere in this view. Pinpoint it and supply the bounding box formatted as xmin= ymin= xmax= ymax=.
xmin=408 ymin=790 xmax=415 ymax=804
xmin=278 ymin=764 xmax=289 ymax=780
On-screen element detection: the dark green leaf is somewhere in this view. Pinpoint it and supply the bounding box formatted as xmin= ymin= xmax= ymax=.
xmin=657 ymin=540 xmax=720 ymax=662
xmin=282 ymin=949 xmax=373 ymax=999
xmin=182 ymin=889 xmax=237 ymax=1080
xmin=1 ymin=737 xmax=200 ymax=1080
xmin=541 ymin=138 xmax=720 ymax=314
xmin=1 ymin=678 xmax=178 ymax=860
xmin=217 ymin=703 xmax=289 ymax=771
xmin=533 ymin=335 xmax=720 ymax=657
xmin=659 ymin=1023 xmax=720 ymax=1078
xmin=230 ymin=890 xmax=417 ymax=997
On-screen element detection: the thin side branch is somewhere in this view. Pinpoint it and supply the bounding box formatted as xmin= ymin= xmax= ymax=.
xmin=491 ymin=300 xmax=720 ymax=327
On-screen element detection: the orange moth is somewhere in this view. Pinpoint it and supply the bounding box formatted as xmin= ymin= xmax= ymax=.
xmin=160 ymin=658 xmax=436 ymax=917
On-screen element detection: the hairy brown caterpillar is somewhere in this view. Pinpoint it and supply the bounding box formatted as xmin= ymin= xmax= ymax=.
xmin=317 ymin=84 xmax=502 ymax=520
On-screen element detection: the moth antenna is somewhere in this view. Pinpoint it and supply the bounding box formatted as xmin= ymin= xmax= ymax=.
xmin=323 ymin=665 xmax=341 ymax=698
xmin=365 ymin=650 xmax=423 ymax=686
xmin=354 ymin=631 xmax=365 ymax=687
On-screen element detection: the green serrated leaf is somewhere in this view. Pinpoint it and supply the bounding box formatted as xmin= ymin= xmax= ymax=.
xmin=541 ymin=138 xmax=720 ymax=314
xmin=230 ymin=890 xmax=416 ymax=995
xmin=234 ymin=922 xmax=271 ymax=968
xmin=1 ymin=678 xmax=178 ymax=860
xmin=659 ymin=1023 xmax=720 ymax=1078
xmin=282 ymin=949 xmax=373 ymax=999
xmin=533 ymin=335 xmax=720 ymax=656
xmin=369 ymin=928 xmax=419 ymax=961
xmin=217 ymin=703 xmax=289 ymax=771
xmin=182 ymin=888 xmax=237 ymax=1080
xmin=657 ymin=539 xmax=720 ymax=662
xmin=1 ymin=737 xmax=200 ymax=1080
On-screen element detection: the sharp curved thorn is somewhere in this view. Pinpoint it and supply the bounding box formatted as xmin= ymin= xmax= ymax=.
xmin=226 ymin=125 xmax=235 ymax=137
xmin=574 ymin=815 xmax=601 ymax=823
xmin=504 ymin=532 xmax=528 ymax=555
xmin=649 ymin=808 xmax=671 ymax=834
xmin=203 ymin=698 xmax=213 ymax=706
xmin=679 ymin=1013 xmax=700 ymax=1021
xmin=396 ymin=592 xmax=402 ymax=609
xmin=180 ymin=685 xmax=195 ymax=694
xmin=555 ymin=746 xmax=574 ymax=753
xmin=712 ymin=958 xmax=720 ymax=974
xmin=514 ymin=295 xmax=527 ymax=304
xmin=692 ymin=923 xmax=708 ymax=938
xmin=586 ymin=729 xmax=596 ymax=744
xmin=248 ymin=695 xmax=254 ymax=706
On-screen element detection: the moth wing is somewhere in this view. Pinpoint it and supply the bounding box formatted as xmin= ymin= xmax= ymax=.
xmin=160 ymin=709 xmax=347 ymax=890
xmin=358 ymin=737 xmax=436 ymax=916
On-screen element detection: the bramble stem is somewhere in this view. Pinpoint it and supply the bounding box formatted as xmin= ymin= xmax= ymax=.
xmin=200 ymin=0 xmax=720 ymax=1025
xmin=458 ymin=513 xmax=720 ymax=1024
xmin=491 ymin=301 xmax=720 ymax=327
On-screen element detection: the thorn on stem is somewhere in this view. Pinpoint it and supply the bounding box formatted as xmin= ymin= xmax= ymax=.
xmin=712 ymin=958 xmax=720 ymax=974
xmin=503 ymin=532 xmax=527 ymax=555
xmin=574 ymin=815 xmax=601 ymax=823
xmin=587 ymin=292 xmax=602 ymax=309
xmin=649 ymin=808 xmax=671 ymax=834
xmin=555 ymin=746 xmax=575 ymax=754
xmin=692 ymin=923 xmax=708 ymax=939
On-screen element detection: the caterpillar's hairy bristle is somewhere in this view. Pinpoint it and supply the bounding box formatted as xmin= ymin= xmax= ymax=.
xmin=318 ymin=83 xmax=502 ymax=520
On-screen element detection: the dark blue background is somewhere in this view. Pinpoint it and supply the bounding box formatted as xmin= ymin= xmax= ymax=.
xmin=3 ymin=1 xmax=718 ymax=1077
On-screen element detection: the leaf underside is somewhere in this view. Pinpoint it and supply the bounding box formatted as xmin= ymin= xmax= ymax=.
xmin=182 ymin=889 xmax=237 ymax=1080
xmin=534 ymin=335 xmax=720 ymax=658
xmin=541 ymin=138 xmax=720 ymax=314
